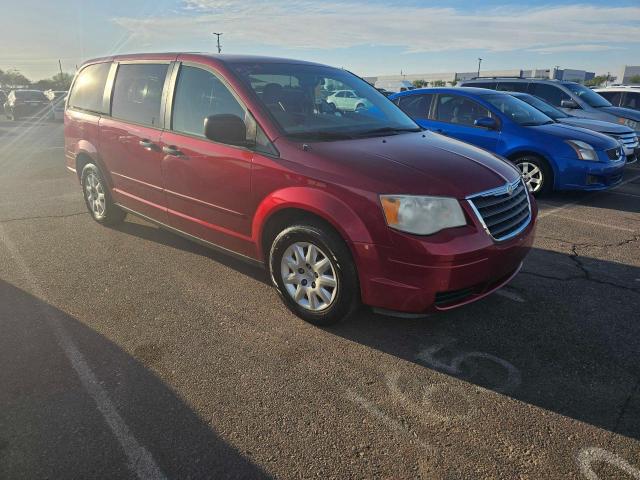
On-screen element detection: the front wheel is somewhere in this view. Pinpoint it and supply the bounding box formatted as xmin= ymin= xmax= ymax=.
xmin=81 ymin=163 xmax=126 ymax=225
xmin=269 ymin=222 xmax=359 ymax=326
xmin=513 ymin=155 xmax=551 ymax=196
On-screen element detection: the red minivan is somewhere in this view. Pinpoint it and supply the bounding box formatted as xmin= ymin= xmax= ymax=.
xmin=65 ymin=53 xmax=537 ymax=325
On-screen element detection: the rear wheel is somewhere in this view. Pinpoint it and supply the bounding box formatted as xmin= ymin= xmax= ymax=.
xmin=513 ymin=155 xmax=552 ymax=196
xmin=269 ymin=222 xmax=359 ymax=326
xmin=81 ymin=163 xmax=126 ymax=225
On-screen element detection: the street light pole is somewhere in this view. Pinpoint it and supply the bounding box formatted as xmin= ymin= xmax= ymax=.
xmin=212 ymin=32 xmax=223 ymax=54
xmin=477 ymin=58 xmax=482 ymax=78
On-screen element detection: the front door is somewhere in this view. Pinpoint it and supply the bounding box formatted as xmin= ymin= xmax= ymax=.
xmin=159 ymin=63 xmax=254 ymax=256
xmin=99 ymin=62 xmax=170 ymax=222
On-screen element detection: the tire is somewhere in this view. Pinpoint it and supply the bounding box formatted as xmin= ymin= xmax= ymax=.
xmin=513 ymin=155 xmax=552 ymax=196
xmin=269 ymin=222 xmax=359 ymax=326
xmin=80 ymin=163 xmax=126 ymax=225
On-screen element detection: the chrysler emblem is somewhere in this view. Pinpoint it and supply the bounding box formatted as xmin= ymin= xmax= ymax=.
xmin=506 ymin=184 xmax=514 ymax=195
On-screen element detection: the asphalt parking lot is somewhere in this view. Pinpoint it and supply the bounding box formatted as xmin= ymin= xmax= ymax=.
xmin=0 ymin=118 xmax=639 ymax=479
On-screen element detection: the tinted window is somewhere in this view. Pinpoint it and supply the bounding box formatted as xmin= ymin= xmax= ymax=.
xmin=68 ymin=63 xmax=111 ymax=113
xmin=529 ymin=83 xmax=570 ymax=107
xmin=497 ymin=82 xmax=528 ymax=93
xmin=111 ymin=63 xmax=168 ymax=127
xmin=622 ymin=92 xmax=639 ymax=110
xmin=15 ymin=90 xmax=47 ymax=101
xmin=466 ymin=82 xmax=497 ymax=90
xmin=562 ymin=82 xmax=611 ymax=108
xmin=598 ymin=91 xmax=622 ymax=106
xmin=172 ymin=65 xmax=245 ymax=137
xmin=484 ymin=94 xmax=553 ymax=126
xmin=434 ymin=95 xmax=490 ymax=126
xmin=397 ymin=94 xmax=432 ymax=119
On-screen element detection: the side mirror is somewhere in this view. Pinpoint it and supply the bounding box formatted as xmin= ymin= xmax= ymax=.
xmin=204 ymin=114 xmax=250 ymax=146
xmin=474 ymin=116 xmax=498 ymax=130
xmin=560 ymin=99 xmax=579 ymax=109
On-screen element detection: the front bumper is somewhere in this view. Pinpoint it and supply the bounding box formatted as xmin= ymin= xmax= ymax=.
xmin=354 ymin=199 xmax=537 ymax=313
xmin=554 ymin=155 xmax=626 ymax=191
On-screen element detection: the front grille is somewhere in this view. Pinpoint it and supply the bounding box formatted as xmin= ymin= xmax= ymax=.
xmin=606 ymin=147 xmax=623 ymax=160
xmin=467 ymin=178 xmax=531 ymax=241
xmin=614 ymin=132 xmax=639 ymax=150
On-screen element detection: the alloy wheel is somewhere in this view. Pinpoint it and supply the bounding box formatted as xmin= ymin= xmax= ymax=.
xmin=517 ymin=161 xmax=543 ymax=193
xmin=280 ymin=241 xmax=338 ymax=311
xmin=84 ymin=172 xmax=106 ymax=218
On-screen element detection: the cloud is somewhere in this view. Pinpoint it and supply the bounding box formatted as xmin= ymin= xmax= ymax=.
xmin=112 ymin=1 xmax=640 ymax=54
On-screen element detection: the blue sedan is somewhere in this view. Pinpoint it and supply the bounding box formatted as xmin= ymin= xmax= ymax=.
xmin=390 ymin=88 xmax=626 ymax=195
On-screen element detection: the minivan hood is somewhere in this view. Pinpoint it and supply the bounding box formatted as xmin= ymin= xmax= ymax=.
xmin=557 ymin=117 xmax=631 ymax=135
xmin=285 ymin=131 xmax=520 ymax=198
xmin=529 ymin=123 xmax=620 ymax=150
xmin=598 ymin=106 xmax=640 ymax=122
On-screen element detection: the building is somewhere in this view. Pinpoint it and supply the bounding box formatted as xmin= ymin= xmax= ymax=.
xmin=622 ymin=66 xmax=640 ymax=84
xmin=365 ymin=66 xmax=596 ymax=91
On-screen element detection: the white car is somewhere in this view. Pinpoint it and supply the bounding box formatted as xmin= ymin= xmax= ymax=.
xmin=595 ymin=86 xmax=640 ymax=113
xmin=326 ymin=90 xmax=369 ymax=111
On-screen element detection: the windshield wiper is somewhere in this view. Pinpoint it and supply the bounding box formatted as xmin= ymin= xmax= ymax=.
xmin=353 ymin=126 xmax=422 ymax=138
xmin=286 ymin=131 xmax=355 ymax=141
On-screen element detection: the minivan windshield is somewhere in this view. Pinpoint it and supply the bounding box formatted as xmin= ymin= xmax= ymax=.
xmin=512 ymin=93 xmax=569 ymax=120
xmin=483 ymin=94 xmax=554 ymax=126
xmin=562 ymin=82 xmax=612 ymax=108
xmin=231 ymin=62 xmax=420 ymax=140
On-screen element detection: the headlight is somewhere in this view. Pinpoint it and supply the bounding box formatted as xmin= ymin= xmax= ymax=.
xmin=380 ymin=195 xmax=466 ymax=235
xmin=566 ymin=140 xmax=598 ymax=161
xmin=618 ymin=117 xmax=640 ymax=131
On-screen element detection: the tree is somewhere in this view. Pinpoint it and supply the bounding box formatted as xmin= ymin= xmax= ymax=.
xmin=584 ymin=75 xmax=608 ymax=87
xmin=431 ymin=80 xmax=446 ymax=87
xmin=629 ymin=75 xmax=640 ymax=85
xmin=412 ymin=79 xmax=428 ymax=88
xmin=0 ymin=68 xmax=31 ymax=88
xmin=449 ymin=80 xmax=458 ymax=87
xmin=33 ymin=72 xmax=74 ymax=91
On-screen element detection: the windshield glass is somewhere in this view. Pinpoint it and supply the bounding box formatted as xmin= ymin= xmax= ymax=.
xmin=513 ymin=94 xmax=568 ymax=120
xmin=16 ymin=90 xmax=47 ymax=101
xmin=231 ymin=62 xmax=419 ymax=140
xmin=484 ymin=94 xmax=554 ymax=126
xmin=562 ymin=83 xmax=612 ymax=108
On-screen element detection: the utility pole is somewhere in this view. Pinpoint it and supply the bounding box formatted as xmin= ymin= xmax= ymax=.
xmin=212 ymin=32 xmax=223 ymax=54
xmin=58 ymin=59 xmax=63 ymax=76
xmin=477 ymin=58 xmax=482 ymax=77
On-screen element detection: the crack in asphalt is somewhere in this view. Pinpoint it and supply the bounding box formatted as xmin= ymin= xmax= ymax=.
xmin=613 ymin=376 xmax=640 ymax=436
xmin=0 ymin=211 xmax=86 ymax=224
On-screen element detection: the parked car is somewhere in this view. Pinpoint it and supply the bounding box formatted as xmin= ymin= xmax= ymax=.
xmin=375 ymin=80 xmax=415 ymax=93
xmin=595 ymin=86 xmax=640 ymax=113
xmin=508 ymin=92 xmax=639 ymax=163
xmin=458 ymin=78 xmax=640 ymax=136
xmin=325 ymin=89 xmax=369 ymax=111
xmin=391 ymin=88 xmax=625 ymax=195
xmin=65 ymin=53 xmax=536 ymax=325
xmin=0 ymin=90 xmax=7 ymax=113
xmin=4 ymin=89 xmax=50 ymax=121
xmin=44 ymin=90 xmax=68 ymax=121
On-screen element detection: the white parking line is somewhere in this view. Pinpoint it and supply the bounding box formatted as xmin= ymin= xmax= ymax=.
xmin=495 ymin=289 xmax=525 ymax=302
xmin=538 ymin=173 xmax=640 ymax=219
xmin=0 ymin=224 xmax=167 ymax=480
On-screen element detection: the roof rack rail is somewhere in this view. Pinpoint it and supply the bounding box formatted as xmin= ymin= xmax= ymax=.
xmin=467 ymin=76 xmax=561 ymax=81
xmin=468 ymin=76 xmax=524 ymax=80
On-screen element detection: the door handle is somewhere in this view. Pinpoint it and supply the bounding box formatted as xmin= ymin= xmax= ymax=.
xmin=139 ymin=139 xmax=156 ymax=150
xmin=162 ymin=145 xmax=184 ymax=157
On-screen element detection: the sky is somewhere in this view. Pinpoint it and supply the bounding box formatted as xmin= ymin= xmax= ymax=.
xmin=1 ymin=0 xmax=639 ymax=81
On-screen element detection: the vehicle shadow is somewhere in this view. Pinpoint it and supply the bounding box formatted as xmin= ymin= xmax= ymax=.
xmin=0 ymin=279 xmax=271 ymax=479
xmin=112 ymin=219 xmax=269 ymax=285
xmin=330 ymin=247 xmax=640 ymax=441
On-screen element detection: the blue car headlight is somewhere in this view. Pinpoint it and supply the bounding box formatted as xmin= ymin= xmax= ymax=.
xmin=566 ymin=140 xmax=598 ymax=161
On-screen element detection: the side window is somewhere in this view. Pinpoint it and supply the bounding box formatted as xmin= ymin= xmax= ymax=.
xmin=622 ymin=92 xmax=639 ymax=109
xmin=468 ymin=82 xmax=497 ymax=90
xmin=497 ymin=82 xmax=527 ymax=93
xmin=598 ymin=91 xmax=621 ymax=105
xmin=529 ymin=83 xmax=570 ymax=106
xmin=68 ymin=63 xmax=111 ymax=113
xmin=172 ymin=65 xmax=245 ymax=138
xmin=111 ymin=63 xmax=169 ymax=127
xmin=434 ymin=95 xmax=490 ymax=126
xmin=397 ymin=94 xmax=432 ymax=119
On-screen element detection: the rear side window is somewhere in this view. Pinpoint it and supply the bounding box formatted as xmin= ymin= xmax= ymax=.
xmin=622 ymin=92 xmax=639 ymax=109
xmin=111 ymin=63 xmax=169 ymax=127
xmin=171 ymin=65 xmax=245 ymax=137
xmin=529 ymin=83 xmax=570 ymax=106
xmin=466 ymin=82 xmax=497 ymax=90
xmin=68 ymin=63 xmax=111 ymax=113
xmin=497 ymin=82 xmax=528 ymax=93
xmin=434 ymin=94 xmax=490 ymax=126
xmin=597 ymin=91 xmax=621 ymax=106
xmin=397 ymin=94 xmax=432 ymax=119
